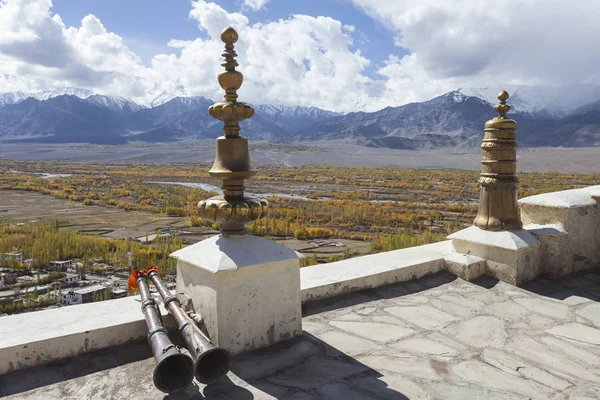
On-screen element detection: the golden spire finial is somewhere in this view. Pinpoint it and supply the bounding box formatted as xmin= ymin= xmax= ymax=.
xmin=208 ymin=27 xmax=254 ymax=137
xmin=198 ymin=27 xmax=267 ymax=236
xmin=494 ymin=90 xmax=511 ymax=118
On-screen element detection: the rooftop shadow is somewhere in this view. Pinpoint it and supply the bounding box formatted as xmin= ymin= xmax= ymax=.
xmin=519 ymin=270 xmax=600 ymax=302
xmin=302 ymin=271 xmax=457 ymax=317
xmin=229 ymin=332 xmax=409 ymax=399
xmin=470 ymin=269 xmax=600 ymax=302
xmin=0 ymin=338 xmax=153 ymax=397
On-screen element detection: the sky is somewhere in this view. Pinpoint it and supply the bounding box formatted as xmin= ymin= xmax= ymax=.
xmin=0 ymin=0 xmax=599 ymax=112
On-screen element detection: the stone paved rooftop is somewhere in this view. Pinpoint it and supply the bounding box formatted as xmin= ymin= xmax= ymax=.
xmin=2 ymin=270 xmax=600 ymax=400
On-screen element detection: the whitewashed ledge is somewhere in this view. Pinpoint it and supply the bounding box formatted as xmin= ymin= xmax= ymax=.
xmin=519 ymin=185 xmax=600 ymax=208
xmin=300 ymin=240 xmax=455 ymax=302
xmin=0 ymin=295 xmax=174 ymax=375
xmin=0 ymin=240 xmax=456 ymax=375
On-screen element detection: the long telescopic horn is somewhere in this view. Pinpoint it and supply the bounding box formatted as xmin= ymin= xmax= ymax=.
xmin=136 ymin=273 xmax=195 ymax=393
xmin=147 ymin=269 xmax=231 ymax=384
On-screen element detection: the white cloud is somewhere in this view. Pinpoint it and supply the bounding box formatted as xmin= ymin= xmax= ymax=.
xmin=242 ymin=0 xmax=269 ymax=12
xmin=0 ymin=0 xmax=599 ymax=112
xmin=0 ymin=0 xmax=375 ymax=111
xmin=352 ymin=0 xmax=600 ymax=108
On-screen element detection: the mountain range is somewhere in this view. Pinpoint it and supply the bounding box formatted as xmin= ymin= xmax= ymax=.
xmin=1 ymin=85 xmax=599 ymax=148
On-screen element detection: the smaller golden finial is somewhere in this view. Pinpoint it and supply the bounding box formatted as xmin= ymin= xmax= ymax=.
xmin=494 ymin=90 xmax=511 ymax=119
xmin=474 ymin=88 xmax=522 ymax=231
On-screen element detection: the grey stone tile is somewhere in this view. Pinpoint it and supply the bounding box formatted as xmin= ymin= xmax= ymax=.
xmin=357 ymin=355 xmax=443 ymax=381
xmin=437 ymin=294 xmax=485 ymax=309
xmin=484 ymin=300 xmax=530 ymax=320
xmin=371 ymin=315 xmax=407 ymax=325
xmin=329 ymin=321 xmax=415 ymax=343
xmin=525 ymin=313 xmax=559 ymax=328
xmin=506 ymin=336 xmax=600 ymax=384
xmin=542 ymin=335 xmax=600 ymax=367
xmin=318 ymin=330 xmax=381 ymax=356
xmin=333 ymin=312 xmax=364 ymax=321
xmin=302 ymin=320 xmax=333 ymax=335
xmin=514 ymin=297 xmax=570 ymax=320
xmin=384 ymin=305 xmax=458 ymax=330
xmin=425 ymin=332 xmax=470 ymax=352
xmin=356 ymin=306 xmax=377 ymax=315
xmin=566 ymin=383 xmax=600 ymax=400
xmin=442 ymin=316 xmax=508 ymax=348
xmin=452 ymin=360 xmax=553 ymax=399
xmin=429 ymin=298 xmax=477 ymax=318
xmin=576 ymin=303 xmax=600 ymax=327
xmin=547 ymin=323 xmax=600 ymax=346
xmin=504 ymin=289 xmax=533 ymax=298
xmin=481 ymin=348 xmax=573 ymax=391
xmin=266 ymin=356 xmax=369 ymax=390
xmin=467 ymin=289 xmax=507 ymax=304
xmin=391 ymin=337 xmax=459 ymax=358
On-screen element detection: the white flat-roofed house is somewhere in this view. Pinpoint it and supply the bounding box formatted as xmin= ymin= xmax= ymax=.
xmin=110 ymin=288 xmax=128 ymax=299
xmin=61 ymin=285 xmax=107 ymax=305
xmin=49 ymin=260 xmax=72 ymax=271
xmin=1 ymin=251 xmax=23 ymax=266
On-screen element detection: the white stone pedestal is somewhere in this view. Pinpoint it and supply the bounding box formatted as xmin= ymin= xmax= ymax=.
xmin=171 ymin=235 xmax=302 ymax=355
xmin=448 ymin=226 xmax=542 ymax=285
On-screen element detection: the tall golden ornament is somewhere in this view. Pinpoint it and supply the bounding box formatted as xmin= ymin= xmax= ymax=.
xmin=198 ymin=27 xmax=267 ymax=235
xmin=473 ymin=90 xmax=523 ymax=231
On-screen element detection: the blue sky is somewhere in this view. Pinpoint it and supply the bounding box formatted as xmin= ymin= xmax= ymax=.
xmin=1 ymin=0 xmax=599 ymax=111
xmin=52 ymin=0 xmax=402 ymax=80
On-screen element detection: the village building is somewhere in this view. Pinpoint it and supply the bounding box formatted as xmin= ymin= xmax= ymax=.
xmin=49 ymin=260 xmax=72 ymax=271
xmin=0 ymin=272 xmax=16 ymax=288
xmin=60 ymin=285 xmax=107 ymax=305
xmin=110 ymin=288 xmax=127 ymax=299
xmin=59 ymin=275 xmax=80 ymax=288
xmin=1 ymin=251 xmax=22 ymax=266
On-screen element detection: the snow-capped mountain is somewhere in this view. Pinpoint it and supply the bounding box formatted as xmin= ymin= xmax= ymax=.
xmin=31 ymin=87 xmax=95 ymax=102
xmin=0 ymin=92 xmax=30 ymax=108
xmin=299 ymin=85 xmax=600 ymax=148
xmin=150 ymin=91 xmax=177 ymax=108
xmin=0 ymin=87 xmax=95 ymax=108
xmin=0 ymin=92 xmax=341 ymax=143
xmin=254 ymin=104 xmax=340 ymax=132
xmin=86 ymin=94 xmax=145 ymax=113
xmin=1 ymin=84 xmax=600 ymax=147
xmin=457 ymin=84 xmax=600 ymax=117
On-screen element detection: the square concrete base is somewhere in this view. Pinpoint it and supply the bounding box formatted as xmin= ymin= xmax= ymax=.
xmin=171 ymin=234 xmax=302 ymax=355
xmin=448 ymin=226 xmax=542 ymax=285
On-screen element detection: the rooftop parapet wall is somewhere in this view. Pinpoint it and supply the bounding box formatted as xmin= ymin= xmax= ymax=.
xmin=519 ymin=185 xmax=600 ymax=279
xmin=0 ymin=240 xmax=456 ymax=375
xmin=0 ymin=295 xmax=174 ymax=375
xmin=2 ymin=185 xmax=599 ymax=375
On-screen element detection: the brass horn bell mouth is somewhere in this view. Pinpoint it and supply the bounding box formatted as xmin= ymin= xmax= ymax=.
xmin=153 ymin=349 xmax=195 ymax=393
xmin=194 ymin=346 xmax=231 ymax=384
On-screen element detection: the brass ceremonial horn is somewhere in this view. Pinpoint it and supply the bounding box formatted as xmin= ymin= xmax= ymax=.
xmin=147 ymin=269 xmax=231 ymax=384
xmin=136 ymin=272 xmax=195 ymax=393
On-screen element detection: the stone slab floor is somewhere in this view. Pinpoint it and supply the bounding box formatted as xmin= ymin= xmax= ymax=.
xmin=2 ymin=271 xmax=600 ymax=400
